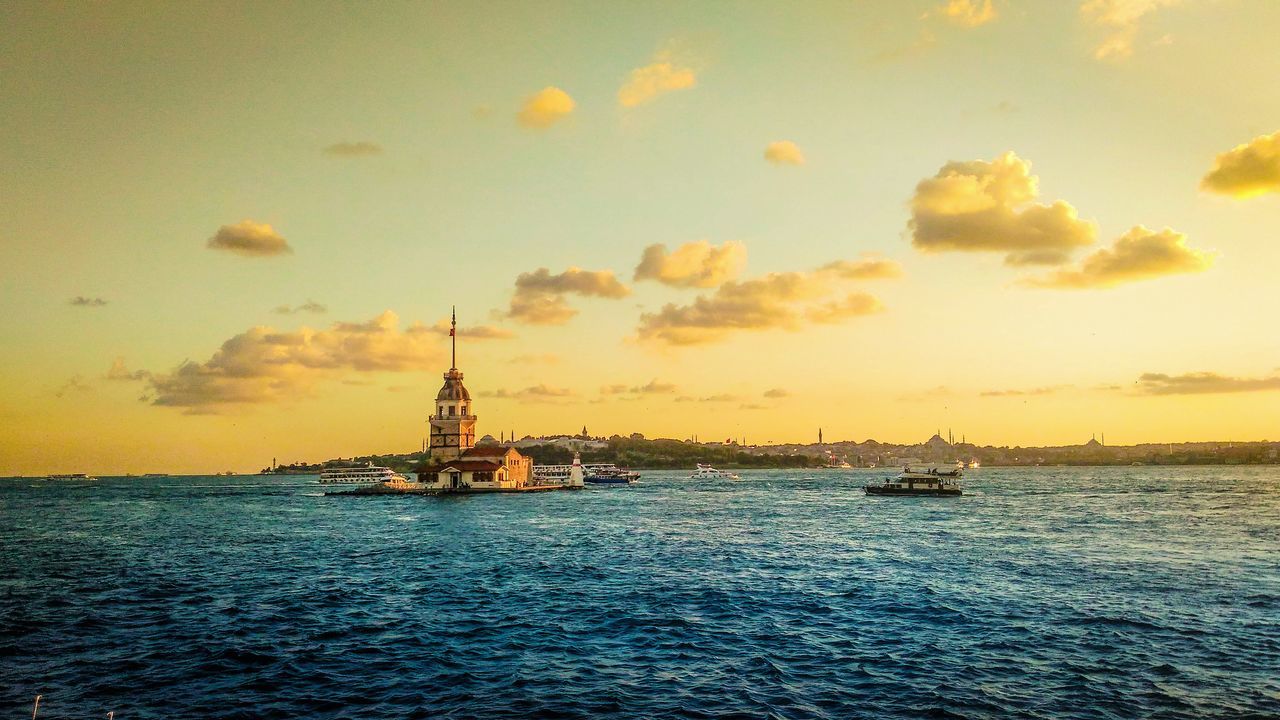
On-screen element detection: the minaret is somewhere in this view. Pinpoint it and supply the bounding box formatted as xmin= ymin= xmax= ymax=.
xmin=427 ymin=307 xmax=477 ymax=463
xmin=819 ymin=428 xmax=823 ymax=445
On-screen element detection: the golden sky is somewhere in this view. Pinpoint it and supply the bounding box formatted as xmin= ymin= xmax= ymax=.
xmin=3 ymin=0 xmax=1279 ymax=474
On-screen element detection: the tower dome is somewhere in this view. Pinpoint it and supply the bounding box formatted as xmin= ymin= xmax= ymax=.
xmin=436 ymin=369 xmax=471 ymax=402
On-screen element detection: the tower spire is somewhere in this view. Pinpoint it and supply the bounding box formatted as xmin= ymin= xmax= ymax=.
xmin=450 ymin=305 xmax=457 ymax=370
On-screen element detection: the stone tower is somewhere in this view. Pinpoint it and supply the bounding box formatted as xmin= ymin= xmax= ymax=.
xmin=427 ymin=308 xmax=476 ymax=462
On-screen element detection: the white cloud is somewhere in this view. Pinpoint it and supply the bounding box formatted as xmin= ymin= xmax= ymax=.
xmin=634 ymin=240 xmax=747 ymax=288
xmin=1022 ymin=226 xmax=1212 ymax=289
xmin=1201 ymin=130 xmax=1280 ymax=199
xmin=1081 ymin=0 xmax=1180 ymax=61
xmin=502 ymin=267 xmax=630 ymax=325
xmin=764 ymin=141 xmax=805 ymax=166
xmin=618 ymin=47 xmax=697 ymax=107
xmin=145 ymin=311 xmax=442 ymax=412
xmin=517 ymin=87 xmax=575 ymax=128
xmin=909 ymin=151 xmax=1096 ymax=265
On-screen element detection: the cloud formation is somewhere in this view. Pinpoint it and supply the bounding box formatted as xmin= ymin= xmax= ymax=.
xmin=1022 ymin=226 xmax=1211 ymax=289
xmin=803 ymin=293 xmax=884 ymax=324
xmin=634 ymin=379 xmax=679 ymax=395
xmin=764 ymin=141 xmax=805 ymax=166
xmin=106 ymin=357 xmax=150 ymax=382
xmin=634 ymin=240 xmax=747 ymax=288
xmin=70 ymin=296 xmax=108 ymax=307
xmin=207 ymin=220 xmax=292 ymax=257
xmin=1081 ymin=0 xmax=1180 ymax=61
xmin=480 ymin=384 xmax=574 ymax=402
xmin=517 ymin=87 xmax=575 ymax=128
xmin=323 ymin=141 xmax=383 ymax=157
xmin=601 ymin=379 xmax=677 ymax=397
xmin=763 ymin=388 xmax=790 ymax=398
xmin=980 ymin=385 xmax=1069 ymax=397
xmin=1135 ymin=371 xmax=1280 ymax=395
xmin=502 ymin=267 xmax=631 ymax=325
xmin=144 ymin=311 xmax=441 ymax=412
xmin=817 ymin=255 xmax=904 ymax=280
xmin=421 ymin=320 xmax=514 ymax=340
xmin=938 ymin=0 xmax=997 ymax=27
xmin=636 ymin=261 xmax=885 ymax=346
xmin=1200 ymin=130 xmax=1280 ymax=199
xmin=909 ymin=151 xmax=1096 ymax=266
xmin=618 ymin=48 xmax=696 ymax=107
xmin=273 ymin=300 xmax=327 ymax=315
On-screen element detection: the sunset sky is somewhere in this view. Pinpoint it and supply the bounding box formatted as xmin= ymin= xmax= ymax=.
xmin=3 ymin=1 xmax=1280 ymax=474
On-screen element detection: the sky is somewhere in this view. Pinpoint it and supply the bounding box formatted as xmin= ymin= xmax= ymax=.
xmin=2 ymin=0 xmax=1280 ymax=475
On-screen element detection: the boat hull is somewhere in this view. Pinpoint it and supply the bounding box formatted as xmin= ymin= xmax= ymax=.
xmin=585 ymin=476 xmax=635 ymax=485
xmin=865 ymin=485 xmax=962 ymax=497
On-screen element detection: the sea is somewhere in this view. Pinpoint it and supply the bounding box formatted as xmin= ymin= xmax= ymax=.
xmin=1 ymin=467 xmax=1277 ymax=719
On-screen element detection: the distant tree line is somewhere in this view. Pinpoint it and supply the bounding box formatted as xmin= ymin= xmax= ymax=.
xmin=520 ymin=437 xmax=817 ymax=469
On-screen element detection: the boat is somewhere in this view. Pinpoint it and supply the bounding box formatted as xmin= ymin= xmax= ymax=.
xmin=865 ymin=465 xmax=962 ymax=496
xmin=533 ymin=462 xmax=639 ymax=485
xmin=45 ymin=473 xmax=96 ymax=481
xmin=583 ymin=465 xmax=640 ymax=485
xmin=318 ymin=463 xmax=407 ymax=486
xmin=689 ymin=464 xmax=740 ymax=480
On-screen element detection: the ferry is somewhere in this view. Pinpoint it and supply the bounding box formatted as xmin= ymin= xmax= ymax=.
xmin=865 ymin=465 xmax=963 ymax=497
xmin=45 ymin=473 xmax=96 ymax=481
xmin=319 ymin=463 xmax=407 ymax=486
xmin=689 ymin=464 xmax=740 ymax=480
xmin=533 ymin=462 xmax=639 ymax=485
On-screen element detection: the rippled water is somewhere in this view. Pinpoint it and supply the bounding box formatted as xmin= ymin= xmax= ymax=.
xmin=2 ymin=467 xmax=1278 ymax=719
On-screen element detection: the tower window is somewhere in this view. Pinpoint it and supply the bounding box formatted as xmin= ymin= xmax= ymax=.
xmin=448 ymin=405 xmax=455 ymax=416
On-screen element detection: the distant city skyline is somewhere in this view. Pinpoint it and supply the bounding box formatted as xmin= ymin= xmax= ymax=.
xmin=3 ymin=1 xmax=1280 ymax=474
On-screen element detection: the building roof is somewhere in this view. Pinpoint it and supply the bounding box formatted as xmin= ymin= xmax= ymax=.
xmin=436 ymin=368 xmax=471 ymax=402
xmin=463 ymin=446 xmax=521 ymax=458
xmin=419 ymin=460 xmax=501 ymax=473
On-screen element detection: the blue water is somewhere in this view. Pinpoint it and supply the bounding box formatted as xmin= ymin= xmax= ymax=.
xmin=2 ymin=468 xmax=1278 ymax=719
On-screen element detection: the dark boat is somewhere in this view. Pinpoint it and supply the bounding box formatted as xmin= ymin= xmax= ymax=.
xmin=585 ymin=467 xmax=640 ymax=485
xmin=865 ymin=466 xmax=963 ymax=496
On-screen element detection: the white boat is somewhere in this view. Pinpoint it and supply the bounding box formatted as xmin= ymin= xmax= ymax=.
xmin=318 ymin=463 xmax=406 ymax=485
xmin=533 ymin=462 xmax=640 ymax=485
xmin=689 ymin=463 xmax=740 ymax=480
xmin=45 ymin=473 xmax=96 ymax=481
xmin=898 ymin=464 xmax=963 ymax=481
